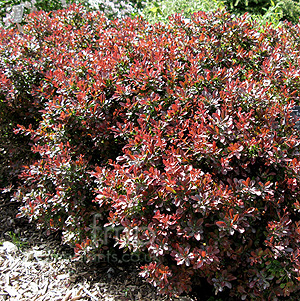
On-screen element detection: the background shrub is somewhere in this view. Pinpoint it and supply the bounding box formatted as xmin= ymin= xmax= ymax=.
xmin=87 ymin=0 xmax=145 ymax=19
xmin=142 ymin=0 xmax=300 ymax=25
xmin=224 ymin=0 xmax=300 ymax=24
xmin=1 ymin=4 xmax=300 ymax=299
xmin=142 ymin=0 xmax=223 ymax=23
xmin=0 ymin=0 xmax=145 ymax=27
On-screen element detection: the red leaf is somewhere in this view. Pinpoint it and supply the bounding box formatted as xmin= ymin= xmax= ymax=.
xmin=216 ymin=221 xmax=227 ymax=228
xmin=75 ymin=243 xmax=83 ymax=250
xmin=166 ymin=186 xmax=176 ymax=193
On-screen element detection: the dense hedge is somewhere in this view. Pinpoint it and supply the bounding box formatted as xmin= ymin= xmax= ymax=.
xmin=1 ymin=5 xmax=300 ymax=299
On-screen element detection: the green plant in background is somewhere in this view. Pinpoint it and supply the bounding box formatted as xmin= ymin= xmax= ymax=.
xmin=224 ymin=0 xmax=300 ymax=23
xmin=277 ymin=0 xmax=300 ymax=23
xmin=224 ymin=0 xmax=278 ymax=15
xmin=143 ymin=0 xmax=224 ymax=23
xmin=143 ymin=0 xmax=300 ymax=27
xmin=34 ymin=0 xmax=68 ymax=11
xmin=259 ymin=0 xmax=284 ymax=25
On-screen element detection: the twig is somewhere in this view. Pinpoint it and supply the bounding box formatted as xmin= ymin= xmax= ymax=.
xmin=78 ymin=283 xmax=98 ymax=301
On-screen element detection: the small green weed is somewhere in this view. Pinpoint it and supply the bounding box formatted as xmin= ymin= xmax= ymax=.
xmin=7 ymin=231 xmax=28 ymax=250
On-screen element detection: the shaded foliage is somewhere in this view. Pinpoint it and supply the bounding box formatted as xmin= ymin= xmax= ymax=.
xmin=224 ymin=0 xmax=300 ymax=23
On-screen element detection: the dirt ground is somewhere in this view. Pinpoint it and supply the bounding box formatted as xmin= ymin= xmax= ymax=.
xmin=0 ymin=193 xmax=197 ymax=301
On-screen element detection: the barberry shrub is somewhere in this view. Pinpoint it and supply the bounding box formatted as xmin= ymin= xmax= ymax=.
xmin=1 ymin=4 xmax=300 ymax=299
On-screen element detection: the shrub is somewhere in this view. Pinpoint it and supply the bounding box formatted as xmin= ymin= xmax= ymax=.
xmin=0 ymin=26 xmax=43 ymax=189
xmin=142 ymin=0 xmax=224 ymax=23
xmin=142 ymin=0 xmax=300 ymax=26
xmin=224 ymin=0 xmax=300 ymax=24
xmin=5 ymin=5 xmax=120 ymax=247
xmin=1 ymin=5 xmax=300 ymax=299
xmin=91 ymin=11 xmax=300 ymax=299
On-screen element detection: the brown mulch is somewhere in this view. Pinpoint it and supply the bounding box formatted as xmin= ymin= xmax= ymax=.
xmin=0 ymin=193 xmax=196 ymax=301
